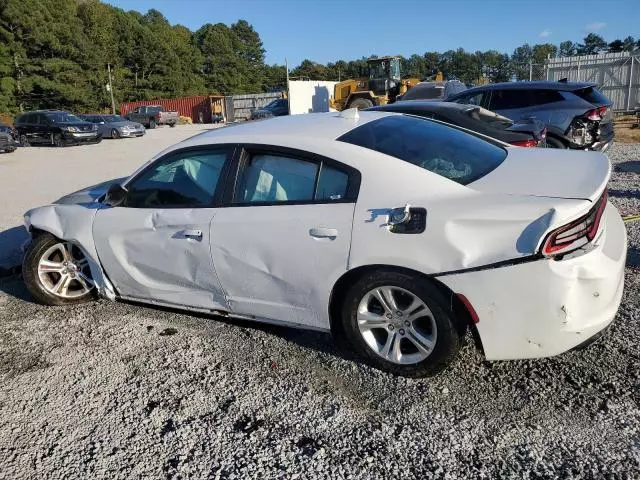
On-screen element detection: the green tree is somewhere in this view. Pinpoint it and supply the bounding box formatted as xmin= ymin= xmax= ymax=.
xmin=623 ymin=36 xmax=636 ymax=52
xmin=577 ymin=33 xmax=607 ymax=55
xmin=608 ymin=39 xmax=625 ymax=52
xmin=559 ymin=40 xmax=576 ymax=57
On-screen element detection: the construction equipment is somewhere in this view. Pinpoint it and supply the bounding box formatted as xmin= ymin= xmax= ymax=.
xmin=330 ymin=56 xmax=420 ymax=111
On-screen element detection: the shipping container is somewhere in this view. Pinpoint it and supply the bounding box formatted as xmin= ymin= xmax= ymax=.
xmin=119 ymin=96 xmax=226 ymax=123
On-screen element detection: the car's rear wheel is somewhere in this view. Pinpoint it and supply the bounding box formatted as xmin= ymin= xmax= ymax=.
xmin=341 ymin=270 xmax=461 ymax=377
xmin=111 ymin=128 xmax=120 ymax=139
xmin=149 ymin=119 xmax=157 ymax=129
xmin=545 ymin=136 xmax=567 ymax=149
xmin=19 ymin=134 xmax=30 ymax=147
xmin=23 ymin=233 xmax=96 ymax=306
xmin=348 ymin=97 xmax=374 ymax=110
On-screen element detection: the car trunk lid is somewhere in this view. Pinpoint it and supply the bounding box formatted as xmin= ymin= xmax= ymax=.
xmin=467 ymin=147 xmax=610 ymax=202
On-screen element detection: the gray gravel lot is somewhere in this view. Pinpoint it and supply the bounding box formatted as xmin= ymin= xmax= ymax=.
xmin=0 ymin=141 xmax=639 ymax=479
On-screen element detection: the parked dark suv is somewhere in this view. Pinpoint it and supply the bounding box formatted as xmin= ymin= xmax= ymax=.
xmin=446 ymin=81 xmax=614 ymax=151
xmin=15 ymin=110 xmax=101 ymax=147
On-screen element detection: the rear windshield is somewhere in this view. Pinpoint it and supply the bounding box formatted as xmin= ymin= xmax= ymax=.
xmin=402 ymin=86 xmax=444 ymax=101
xmin=573 ymin=87 xmax=610 ymax=106
xmin=338 ymin=115 xmax=506 ymax=185
xmin=466 ymin=107 xmax=513 ymax=128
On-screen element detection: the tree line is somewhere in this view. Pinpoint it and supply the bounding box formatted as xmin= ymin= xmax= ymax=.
xmin=0 ymin=0 xmax=637 ymax=115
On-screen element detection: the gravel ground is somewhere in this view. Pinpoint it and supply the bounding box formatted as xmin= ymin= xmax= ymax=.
xmin=0 ymin=143 xmax=639 ymax=479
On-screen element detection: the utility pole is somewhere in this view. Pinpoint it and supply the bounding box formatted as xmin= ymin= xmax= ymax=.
xmin=285 ymin=58 xmax=290 ymax=115
xmin=107 ymin=64 xmax=116 ymax=114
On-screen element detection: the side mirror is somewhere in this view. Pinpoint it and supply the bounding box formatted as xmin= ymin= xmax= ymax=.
xmin=105 ymin=183 xmax=128 ymax=207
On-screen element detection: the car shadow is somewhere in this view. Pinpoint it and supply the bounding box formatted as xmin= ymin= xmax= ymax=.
xmin=0 ymin=225 xmax=27 ymax=273
xmin=614 ymin=161 xmax=640 ymax=173
xmin=0 ymin=276 xmax=360 ymax=364
xmin=119 ymin=298 xmax=359 ymax=364
xmin=628 ymin=247 xmax=640 ymax=268
xmin=608 ymin=189 xmax=640 ymax=200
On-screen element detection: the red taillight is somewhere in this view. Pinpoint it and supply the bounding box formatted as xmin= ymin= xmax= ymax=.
xmin=510 ymin=139 xmax=539 ymax=147
xmin=541 ymin=190 xmax=608 ymax=257
xmin=456 ymin=293 xmax=479 ymax=324
xmin=586 ymin=106 xmax=607 ymax=121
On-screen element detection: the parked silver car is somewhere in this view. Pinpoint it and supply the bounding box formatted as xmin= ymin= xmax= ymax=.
xmin=79 ymin=114 xmax=145 ymax=139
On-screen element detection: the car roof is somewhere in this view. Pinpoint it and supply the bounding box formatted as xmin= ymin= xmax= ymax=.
xmin=460 ymin=80 xmax=597 ymax=94
xmin=180 ymin=110 xmax=397 ymax=149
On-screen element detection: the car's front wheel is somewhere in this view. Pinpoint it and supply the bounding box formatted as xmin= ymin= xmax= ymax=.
xmin=53 ymin=133 xmax=65 ymax=147
xmin=23 ymin=233 xmax=96 ymax=306
xmin=111 ymin=128 xmax=120 ymax=139
xmin=341 ymin=270 xmax=462 ymax=377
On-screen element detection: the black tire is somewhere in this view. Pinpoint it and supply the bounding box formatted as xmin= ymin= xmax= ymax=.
xmin=6 ymin=148 xmax=16 ymax=153
xmin=111 ymin=128 xmax=120 ymax=139
xmin=149 ymin=119 xmax=157 ymax=129
xmin=341 ymin=270 xmax=462 ymax=377
xmin=348 ymin=97 xmax=374 ymax=110
xmin=93 ymin=136 xmax=102 ymax=144
xmin=19 ymin=134 xmax=30 ymax=147
xmin=53 ymin=133 xmax=65 ymax=147
xmin=545 ymin=136 xmax=567 ymax=149
xmin=169 ymin=122 xmax=176 ymax=128
xmin=23 ymin=233 xmax=96 ymax=306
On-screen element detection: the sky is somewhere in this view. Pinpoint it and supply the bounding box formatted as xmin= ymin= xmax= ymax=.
xmin=104 ymin=0 xmax=639 ymax=66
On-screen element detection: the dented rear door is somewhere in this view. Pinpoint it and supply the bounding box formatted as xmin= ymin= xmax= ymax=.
xmin=209 ymin=147 xmax=360 ymax=329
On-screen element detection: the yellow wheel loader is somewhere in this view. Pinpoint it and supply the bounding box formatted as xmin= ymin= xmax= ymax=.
xmin=330 ymin=56 xmax=420 ymax=111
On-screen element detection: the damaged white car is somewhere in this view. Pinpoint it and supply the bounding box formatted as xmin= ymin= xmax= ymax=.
xmin=22 ymin=110 xmax=627 ymax=377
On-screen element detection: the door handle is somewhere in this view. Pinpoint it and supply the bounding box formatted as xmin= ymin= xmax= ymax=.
xmin=309 ymin=227 xmax=338 ymax=239
xmin=180 ymin=229 xmax=203 ymax=239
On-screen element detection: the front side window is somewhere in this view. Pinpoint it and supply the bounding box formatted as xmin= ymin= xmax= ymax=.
xmin=338 ymin=115 xmax=506 ymax=185
xmin=46 ymin=112 xmax=83 ymax=123
xmin=235 ymin=153 xmax=350 ymax=204
xmin=124 ymin=150 xmax=227 ymax=208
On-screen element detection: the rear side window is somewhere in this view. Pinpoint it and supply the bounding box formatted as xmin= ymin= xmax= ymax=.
xmin=572 ymin=87 xmax=610 ymax=106
xmin=490 ymin=90 xmax=532 ymax=109
xmin=530 ymin=90 xmax=564 ymax=105
xmin=235 ymin=154 xmax=351 ymax=204
xmin=338 ymin=115 xmax=506 ymax=185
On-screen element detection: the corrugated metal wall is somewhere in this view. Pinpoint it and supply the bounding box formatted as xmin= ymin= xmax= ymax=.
xmin=120 ymin=92 xmax=285 ymax=123
xmin=232 ymin=92 xmax=283 ymax=120
xmin=547 ymin=52 xmax=640 ymax=111
xmin=120 ymin=96 xmax=215 ymax=122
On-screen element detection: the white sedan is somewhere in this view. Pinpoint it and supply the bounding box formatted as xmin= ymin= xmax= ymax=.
xmin=22 ymin=110 xmax=627 ymax=377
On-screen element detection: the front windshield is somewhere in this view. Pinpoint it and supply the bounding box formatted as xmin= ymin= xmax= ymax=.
xmin=103 ymin=115 xmax=124 ymax=122
xmin=47 ymin=113 xmax=84 ymax=123
xmin=369 ymin=61 xmax=389 ymax=79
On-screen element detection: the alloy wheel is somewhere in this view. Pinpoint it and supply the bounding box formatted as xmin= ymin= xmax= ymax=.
xmin=37 ymin=242 xmax=94 ymax=298
xmin=357 ymin=286 xmax=437 ymax=365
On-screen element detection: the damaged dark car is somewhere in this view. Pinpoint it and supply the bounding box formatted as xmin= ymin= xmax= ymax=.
xmin=446 ymin=80 xmax=614 ymax=152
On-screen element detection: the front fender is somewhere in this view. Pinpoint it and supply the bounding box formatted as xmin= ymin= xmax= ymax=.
xmin=25 ymin=204 xmax=116 ymax=300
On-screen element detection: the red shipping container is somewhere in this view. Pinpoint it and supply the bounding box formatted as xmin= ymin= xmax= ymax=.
xmin=119 ymin=96 xmax=215 ymax=123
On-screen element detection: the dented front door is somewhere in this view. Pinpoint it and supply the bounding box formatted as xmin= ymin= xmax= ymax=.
xmin=93 ymin=208 xmax=227 ymax=310
xmin=91 ymin=146 xmax=232 ymax=311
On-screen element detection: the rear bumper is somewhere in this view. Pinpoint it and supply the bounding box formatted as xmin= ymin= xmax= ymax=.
xmin=439 ymin=202 xmax=627 ymax=360
xmin=590 ymin=123 xmax=615 ymax=151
